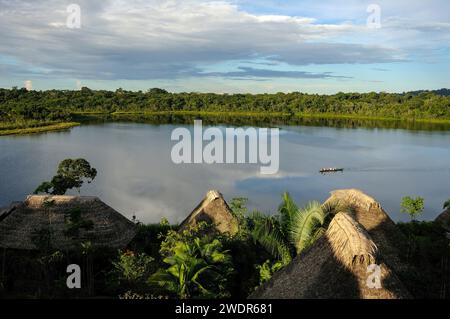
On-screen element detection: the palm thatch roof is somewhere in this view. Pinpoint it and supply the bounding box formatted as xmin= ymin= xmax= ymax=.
xmin=251 ymin=189 xmax=411 ymax=299
xmin=435 ymin=208 xmax=450 ymax=232
xmin=0 ymin=195 xmax=137 ymax=251
xmin=178 ymin=190 xmax=238 ymax=235
xmin=324 ymin=189 xmax=410 ymax=275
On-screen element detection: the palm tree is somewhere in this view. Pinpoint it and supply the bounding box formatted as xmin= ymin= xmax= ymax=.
xmin=149 ymin=238 xmax=232 ymax=299
xmin=249 ymin=212 xmax=292 ymax=265
xmin=250 ymin=193 xmax=341 ymax=265
xmin=289 ymin=201 xmax=326 ymax=254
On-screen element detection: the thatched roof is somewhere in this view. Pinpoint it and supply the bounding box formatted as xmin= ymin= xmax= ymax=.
xmin=251 ymin=189 xmax=412 ymax=299
xmin=435 ymin=208 xmax=450 ymax=232
xmin=0 ymin=195 xmax=137 ymax=251
xmin=323 ymin=189 xmax=410 ymax=275
xmin=178 ymin=190 xmax=238 ymax=235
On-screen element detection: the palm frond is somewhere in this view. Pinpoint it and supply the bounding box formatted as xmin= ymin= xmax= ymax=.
xmin=289 ymin=201 xmax=326 ymax=254
xmin=251 ymin=215 xmax=292 ymax=265
xmin=278 ymin=192 xmax=298 ymax=232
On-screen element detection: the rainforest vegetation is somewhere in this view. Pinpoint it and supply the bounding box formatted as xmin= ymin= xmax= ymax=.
xmin=1 ymin=192 xmax=449 ymax=299
xmin=1 ymin=87 xmax=450 ymax=133
xmin=1 ymin=159 xmax=449 ymax=299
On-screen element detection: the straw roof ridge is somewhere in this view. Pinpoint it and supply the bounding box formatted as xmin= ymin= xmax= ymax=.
xmin=435 ymin=208 xmax=450 ymax=232
xmin=326 ymin=189 xmax=381 ymax=212
xmin=323 ymin=189 xmax=408 ymax=271
xmin=326 ymin=212 xmax=379 ymax=269
xmin=179 ymin=190 xmax=238 ymax=235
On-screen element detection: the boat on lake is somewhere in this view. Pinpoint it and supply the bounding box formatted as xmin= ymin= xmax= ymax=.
xmin=320 ymin=167 xmax=344 ymax=174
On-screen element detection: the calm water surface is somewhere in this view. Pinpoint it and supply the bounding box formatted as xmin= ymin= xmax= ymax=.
xmin=1 ymin=121 xmax=449 ymax=223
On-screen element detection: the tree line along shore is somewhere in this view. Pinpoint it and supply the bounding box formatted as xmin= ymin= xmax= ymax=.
xmin=1 ymin=87 xmax=450 ymax=135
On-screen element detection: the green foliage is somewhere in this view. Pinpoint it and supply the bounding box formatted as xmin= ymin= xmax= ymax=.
xmin=249 ymin=211 xmax=292 ymax=266
xmin=249 ymin=193 xmax=332 ymax=266
xmin=34 ymin=158 xmax=97 ymax=195
xmin=159 ymin=222 xmax=211 ymax=258
xmin=401 ymin=196 xmax=425 ymax=221
xmin=289 ymin=201 xmax=326 ymax=254
xmin=160 ymin=217 xmax=170 ymax=227
xmin=32 ymin=227 xmax=55 ymax=252
xmin=256 ymin=259 xmax=284 ymax=286
xmin=147 ymin=88 xmax=169 ymax=95
xmin=229 ymin=197 xmax=250 ymax=239
xmin=119 ymin=290 xmax=167 ymax=299
xmin=149 ymin=237 xmax=233 ymax=299
xmin=1 ymin=88 xmax=450 ymax=127
xmin=397 ymin=221 xmax=450 ymax=298
xmin=111 ymin=250 xmax=156 ymax=293
xmin=80 ymin=241 xmax=94 ymax=255
xmin=278 ymin=192 xmax=299 ymax=232
xmin=64 ymin=208 xmax=94 ymax=239
xmin=230 ymin=197 xmax=248 ymax=222
xmin=128 ymin=221 xmax=174 ymax=260
xmin=37 ymin=251 xmax=64 ymax=266
xmin=226 ymin=198 xmax=274 ymax=297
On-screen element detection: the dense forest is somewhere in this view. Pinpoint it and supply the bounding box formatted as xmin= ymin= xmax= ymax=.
xmin=1 ymin=87 xmax=450 ymax=126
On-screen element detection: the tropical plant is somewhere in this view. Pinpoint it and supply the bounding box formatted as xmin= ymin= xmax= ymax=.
xmin=80 ymin=241 xmax=95 ymax=296
xmin=36 ymin=250 xmax=65 ymax=295
xmin=250 ymin=193 xmax=339 ymax=266
xmin=159 ymin=221 xmax=211 ymax=258
xmin=229 ymin=197 xmax=249 ymax=236
xmin=149 ymin=237 xmax=232 ymax=299
xmin=289 ymin=201 xmax=327 ymax=254
xmin=249 ymin=211 xmax=292 ymax=265
xmin=256 ymin=259 xmax=284 ymax=286
xmin=401 ymin=196 xmax=425 ymax=221
xmin=111 ymin=250 xmax=156 ymax=290
xmin=64 ymin=208 xmax=94 ymax=239
xmin=34 ymin=158 xmax=97 ymax=195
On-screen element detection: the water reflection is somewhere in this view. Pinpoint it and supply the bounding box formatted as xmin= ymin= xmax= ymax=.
xmin=1 ymin=119 xmax=449 ymax=224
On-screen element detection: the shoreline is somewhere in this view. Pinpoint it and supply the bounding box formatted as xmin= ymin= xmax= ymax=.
xmin=2 ymin=110 xmax=450 ymax=136
xmin=87 ymin=110 xmax=450 ymax=124
xmin=0 ymin=122 xmax=80 ymax=136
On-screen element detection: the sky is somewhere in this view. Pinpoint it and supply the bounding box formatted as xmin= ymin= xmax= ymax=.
xmin=0 ymin=0 xmax=449 ymax=94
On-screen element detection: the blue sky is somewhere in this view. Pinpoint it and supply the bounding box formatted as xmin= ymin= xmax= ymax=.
xmin=0 ymin=0 xmax=449 ymax=93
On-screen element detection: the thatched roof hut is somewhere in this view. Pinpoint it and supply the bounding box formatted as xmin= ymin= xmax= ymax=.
xmin=323 ymin=189 xmax=410 ymax=275
xmin=435 ymin=208 xmax=450 ymax=232
xmin=0 ymin=195 xmax=137 ymax=251
xmin=178 ymin=190 xmax=238 ymax=235
xmin=251 ymin=189 xmax=411 ymax=299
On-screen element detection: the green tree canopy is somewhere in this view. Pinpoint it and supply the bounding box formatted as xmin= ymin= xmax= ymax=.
xmin=401 ymin=196 xmax=425 ymax=221
xmin=34 ymin=158 xmax=97 ymax=195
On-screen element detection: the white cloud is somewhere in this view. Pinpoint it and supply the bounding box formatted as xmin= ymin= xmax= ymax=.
xmin=0 ymin=0 xmax=448 ymax=86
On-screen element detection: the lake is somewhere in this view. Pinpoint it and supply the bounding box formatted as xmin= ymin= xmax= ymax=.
xmin=1 ymin=117 xmax=450 ymax=223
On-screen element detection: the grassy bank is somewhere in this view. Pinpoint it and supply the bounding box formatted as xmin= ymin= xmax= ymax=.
xmin=0 ymin=122 xmax=80 ymax=136
xmin=293 ymin=112 xmax=450 ymax=124
xmin=3 ymin=110 xmax=450 ymax=136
